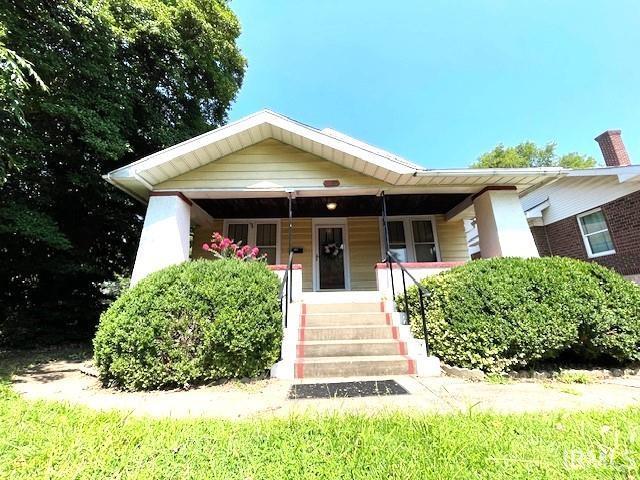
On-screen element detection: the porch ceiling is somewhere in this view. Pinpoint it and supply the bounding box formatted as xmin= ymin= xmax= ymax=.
xmin=194 ymin=193 xmax=469 ymax=219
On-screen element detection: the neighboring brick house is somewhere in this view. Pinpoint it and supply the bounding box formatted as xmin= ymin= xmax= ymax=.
xmin=467 ymin=130 xmax=640 ymax=283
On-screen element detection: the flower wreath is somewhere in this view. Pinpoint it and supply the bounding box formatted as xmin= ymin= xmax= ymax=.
xmin=322 ymin=242 xmax=344 ymax=257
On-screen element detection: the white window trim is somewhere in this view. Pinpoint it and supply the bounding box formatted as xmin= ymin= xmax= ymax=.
xmin=222 ymin=219 xmax=281 ymax=264
xmin=378 ymin=215 xmax=441 ymax=262
xmin=576 ymin=208 xmax=616 ymax=258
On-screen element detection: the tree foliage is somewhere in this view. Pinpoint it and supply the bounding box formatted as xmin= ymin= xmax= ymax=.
xmin=472 ymin=141 xmax=597 ymax=169
xmin=0 ymin=0 xmax=246 ymax=346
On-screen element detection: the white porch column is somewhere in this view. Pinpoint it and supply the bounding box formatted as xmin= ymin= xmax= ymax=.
xmin=131 ymin=193 xmax=192 ymax=285
xmin=473 ymin=188 xmax=539 ymax=258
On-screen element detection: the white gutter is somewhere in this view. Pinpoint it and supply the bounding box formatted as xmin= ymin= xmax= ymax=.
xmin=413 ymin=167 xmax=567 ymax=177
xmin=132 ymin=169 xmax=154 ymax=191
xmin=103 ymin=173 xmax=148 ymax=204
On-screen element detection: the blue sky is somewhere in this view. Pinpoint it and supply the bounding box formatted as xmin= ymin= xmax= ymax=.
xmin=229 ymin=1 xmax=640 ymax=169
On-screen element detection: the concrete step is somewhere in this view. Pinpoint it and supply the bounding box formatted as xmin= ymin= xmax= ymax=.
xmin=295 ymin=355 xmax=415 ymax=378
xmin=303 ymin=302 xmax=383 ymax=314
xmin=300 ymin=325 xmax=397 ymax=341
xmin=298 ymin=339 xmax=406 ymax=357
xmin=302 ymin=312 xmax=390 ymax=327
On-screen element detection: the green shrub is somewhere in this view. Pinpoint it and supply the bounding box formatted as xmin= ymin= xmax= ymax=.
xmin=399 ymin=257 xmax=640 ymax=373
xmin=93 ymin=259 xmax=282 ymax=391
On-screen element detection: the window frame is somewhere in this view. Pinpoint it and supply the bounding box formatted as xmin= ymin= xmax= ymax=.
xmin=576 ymin=208 xmax=616 ymax=258
xmin=223 ymin=219 xmax=281 ymax=264
xmin=379 ymin=215 xmax=441 ymax=263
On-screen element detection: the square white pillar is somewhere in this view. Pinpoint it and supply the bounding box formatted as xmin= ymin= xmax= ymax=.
xmin=473 ymin=188 xmax=539 ymax=258
xmin=131 ymin=193 xmax=192 ymax=285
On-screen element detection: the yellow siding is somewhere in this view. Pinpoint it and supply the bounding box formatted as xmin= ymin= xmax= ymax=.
xmin=280 ymin=218 xmax=314 ymax=291
xmin=191 ymin=219 xmax=223 ymax=260
xmin=435 ymin=215 xmax=470 ymax=262
xmin=347 ymin=217 xmax=381 ymax=290
xmin=190 ymin=215 xmax=468 ymax=290
xmin=156 ymin=138 xmax=386 ymax=190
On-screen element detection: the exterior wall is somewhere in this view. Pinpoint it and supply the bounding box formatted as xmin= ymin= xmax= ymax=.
xmin=435 ymin=216 xmax=471 ymax=262
xmin=155 ymin=138 xmax=386 ymax=191
xmin=191 ymin=219 xmax=223 ymax=260
xmin=534 ymin=189 xmax=640 ymax=276
xmin=280 ymin=218 xmax=313 ymax=291
xmin=375 ymin=262 xmax=467 ymax=295
xmin=530 ymin=225 xmax=551 ymax=257
xmin=521 ymin=175 xmax=640 ymax=226
xmin=190 ymin=214 xmax=470 ymax=291
xmin=348 ymin=217 xmax=381 ymax=290
xmin=473 ymin=189 xmax=539 ymax=258
xmin=131 ymin=195 xmax=191 ymax=285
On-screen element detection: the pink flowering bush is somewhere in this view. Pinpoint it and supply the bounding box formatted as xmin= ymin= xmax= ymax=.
xmin=202 ymin=232 xmax=263 ymax=261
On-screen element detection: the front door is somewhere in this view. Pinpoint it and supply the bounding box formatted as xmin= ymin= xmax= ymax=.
xmin=316 ymin=226 xmax=346 ymax=290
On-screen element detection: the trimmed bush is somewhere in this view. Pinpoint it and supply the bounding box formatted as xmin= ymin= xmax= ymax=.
xmin=399 ymin=257 xmax=640 ymax=373
xmin=93 ymin=259 xmax=282 ymax=391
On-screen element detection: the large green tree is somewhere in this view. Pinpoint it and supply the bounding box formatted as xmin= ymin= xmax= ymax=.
xmin=472 ymin=141 xmax=597 ymax=169
xmin=0 ymin=0 xmax=246 ymax=345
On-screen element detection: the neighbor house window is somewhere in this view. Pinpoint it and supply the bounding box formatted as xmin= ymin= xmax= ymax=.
xmin=225 ymin=220 xmax=280 ymax=264
xmin=577 ymin=208 xmax=615 ymax=258
xmin=382 ymin=217 xmax=440 ymax=262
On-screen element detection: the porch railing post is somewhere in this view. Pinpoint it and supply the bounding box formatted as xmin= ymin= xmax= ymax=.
xmin=418 ymin=289 xmax=428 ymax=356
xmin=380 ymin=191 xmax=395 ymax=299
xmin=401 ymin=268 xmax=410 ymax=325
xmin=288 ymin=193 xmax=293 ymax=303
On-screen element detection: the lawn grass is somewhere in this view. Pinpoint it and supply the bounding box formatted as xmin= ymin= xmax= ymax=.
xmin=1 ymin=350 xmax=639 ymax=479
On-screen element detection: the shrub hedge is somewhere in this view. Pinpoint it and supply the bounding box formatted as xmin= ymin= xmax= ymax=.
xmin=399 ymin=257 xmax=640 ymax=373
xmin=93 ymin=259 xmax=282 ymax=391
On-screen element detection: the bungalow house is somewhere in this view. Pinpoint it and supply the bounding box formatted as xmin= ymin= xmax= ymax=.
xmin=466 ymin=130 xmax=640 ymax=284
xmin=104 ymin=109 xmax=568 ymax=379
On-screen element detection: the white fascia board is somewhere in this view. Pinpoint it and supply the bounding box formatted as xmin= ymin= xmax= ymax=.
xmin=105 ymin=109 xmax=417 ymax=182
xmin=525 ymin=199 xmax=550 ymax=219
xmin=266 ymin=115 xmax=416 ymax=175
xmin=414 ymin=167 xmax=566 ymax=177
xmin=567 ymin=165 xmax=640 ymax=177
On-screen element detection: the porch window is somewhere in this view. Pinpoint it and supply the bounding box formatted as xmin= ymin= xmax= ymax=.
xmin=412 ymin=220 xmax=437 ymax=262
xmin=383 ymin=216 xmax=440 ymax=262
xmin=227 ymin=223 xmax=249 ymax=245
xmin=577 ymin=208 xmax=615 ymax=258
xmin=224 ymin=220 xmax=280 ymax=264
xmin=256 ymin=223 xmax=278 ymax=265
xmin=387 ymin=221 xmax=408 ymax=262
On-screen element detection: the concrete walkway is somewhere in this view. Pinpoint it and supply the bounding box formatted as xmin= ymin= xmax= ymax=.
xmin=10 ymin=358 xmax=640 ymax=419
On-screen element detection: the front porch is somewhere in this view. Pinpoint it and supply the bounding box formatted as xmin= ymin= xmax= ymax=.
xmin=130 ymin=188 xmax=540 ymax=294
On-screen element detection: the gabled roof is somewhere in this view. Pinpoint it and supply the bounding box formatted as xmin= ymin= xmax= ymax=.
xmin=105 ymin=109 xmax=568 ymax=202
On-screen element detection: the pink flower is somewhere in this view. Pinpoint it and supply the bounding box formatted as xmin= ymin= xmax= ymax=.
xmin=202 ymin=243 xmax=210 ymax=251
xmin=220 ymin=238 xmax=231 ymax=250
xmin=251 ymin=247 xmax=259 ymax=257
xmin=236 ymin=250 xmax=244 ymax=258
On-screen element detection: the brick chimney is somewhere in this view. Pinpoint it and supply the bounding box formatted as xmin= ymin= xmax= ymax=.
xmin=594 ymin=130 xmax=631 ymax=166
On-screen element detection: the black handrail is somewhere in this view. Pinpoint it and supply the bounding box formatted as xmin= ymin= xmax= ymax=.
xmin=278 ymin=250 xmax=295 ymax=329
xmin=385 ymin=250 xmax=431 ymax=356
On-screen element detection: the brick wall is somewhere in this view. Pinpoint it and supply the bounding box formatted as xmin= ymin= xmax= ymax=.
xmin=530 ymin=226 xmax=552 ymax=257
xmin=532 ymin=189 xmax=640 ymax=276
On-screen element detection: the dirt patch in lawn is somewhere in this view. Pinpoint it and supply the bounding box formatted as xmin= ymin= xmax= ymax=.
xmin=5 ymin=347 xmax=640 ymax=419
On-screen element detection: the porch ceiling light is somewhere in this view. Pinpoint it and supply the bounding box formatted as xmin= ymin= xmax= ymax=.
xmin=326 ymin=201 xmax=338 ymax=211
